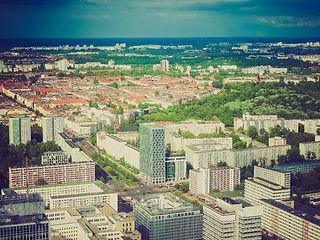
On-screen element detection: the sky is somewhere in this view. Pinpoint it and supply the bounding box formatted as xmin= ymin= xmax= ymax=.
xmin=1 ymin=0 xmax=320 ymax=38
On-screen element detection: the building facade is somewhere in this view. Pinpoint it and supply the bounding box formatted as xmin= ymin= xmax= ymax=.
xmin=261 ymin=199 xmax=320 ymax=240
xmin=133 ymin=193 xmax=203 ymax=240
xmin=42 ymin=116 xmax=64 ymax=142
xmin=190 ymin=167 xmax=240 ymax=195
xmin=274 ymin=161 xmax=320 ymax=173
xmin=41 ymin=151 xmax=70 ymax=165
xmin=165 ymin=153 xmax=187 ymax=181
xmin=300 ymin=141 xmax=320 ymax=160
xmin=9 ymin=161 xmax=95 ymax=188
xmin=139 ymin=123 xmax=166 ymax=184
xmin=254 ymin=166 xmax=291 ymax=189
xmin=203 ymin=197 xmax=262 ymax=240
xmin=9 ymin=116 xmax=31 ymax=146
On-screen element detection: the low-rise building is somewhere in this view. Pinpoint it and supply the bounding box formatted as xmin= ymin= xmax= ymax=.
xmin=274 ymin=161 xmax=320 ymax=173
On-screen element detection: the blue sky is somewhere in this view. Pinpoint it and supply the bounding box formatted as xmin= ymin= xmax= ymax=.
xmin=1 ymin=0 xmax=320 ymax=38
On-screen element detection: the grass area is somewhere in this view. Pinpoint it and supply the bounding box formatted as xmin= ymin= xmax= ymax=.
xmin=208 ymin=190 xmax=244 ymax=198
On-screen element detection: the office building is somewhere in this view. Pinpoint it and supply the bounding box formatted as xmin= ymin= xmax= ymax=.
xmin=2 ymin=181 xmax=116 ymax=210
xmin=0 ymin=194 xmax=50 ymax=240
xmin=244 ymin=178 xmax=290 ymax=205
xmin=261 ymin=199 xmax=320 ymax=240
xmin=274 ymin=161 xmax=320 ymax=173
xmin=42 ymin=116 xmax=63 ymax=142
xmin=9 ymin=116 xmax=31 ymax=146
xmin=203 ymin=197 xmax=262 ymax=240
xmin=9 ymin=161 xmax=95 ymax=188
xmin=254 ymin=165 xmax=291 ymax=189
xmin=134 ymin=193 xmax=203 ymax=240
xmin=139 ymin=123 xmax=166 ymax=184
xmin=160 ymin=60 xmax=169 ymax=72
xmin=190 ymin=167 xmax=240 ymax=195
xmin=165 ymin=153 xmax=187 ymax=181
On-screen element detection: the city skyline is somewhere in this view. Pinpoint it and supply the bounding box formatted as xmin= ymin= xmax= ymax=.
xmin=1 ymin=0 xmax=320 ymax=38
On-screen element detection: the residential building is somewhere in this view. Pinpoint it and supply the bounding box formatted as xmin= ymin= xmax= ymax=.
xmin=9 ymin=116 xmax=31 ymax=146
xmin=253 ymin=166 xmax=291 ymax=188
xmin=274 ymin=161 xmax=320 ymax=173
xmin=244 ymin=177 xmax=290 ymax=205
xmin=160 ymin=60 xmax=169 ymax=72
xmin=261 ymin=199 xmax=320 ymax=240
xmin=190 ymin=167 xmax=240 ymax=195
xmin=42 ymin=116 xmax=64 ymax=142
xmin=56 ymin=59 xmax=69 ymax=71
xmin=0 ymin=194 xmax=50 ymax=240
xmin=2 ymin=181 xmax=116 ymax=210
xmin=302 ymin=119 xmax=320 ymax=135
xmin=165 ymin=153 xmax=187 ymax=181
xmin=41 ymin=151 xmax=70 ymax=165
xmin=9 ymin=161 xmax=95 ymax=188
xmin=269 ymin=136 xmax=286 ymax=146
xmin=133 ymin=193 xmax=203 ymax=240
xmin=203 ymin=197 xmax=262 ymax=240
xmin=300 ymin=141 xmax=320 ymax=159
xmin=139 ymin=123 xmax=166 ymax=184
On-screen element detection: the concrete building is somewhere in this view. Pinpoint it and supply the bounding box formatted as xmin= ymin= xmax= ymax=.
xmin=9 ymin=161 xmax=95 ymax=188
xmin=9 ymin=116 xmax=31 ymax=146
xmin=269 ymin=136 xmax=286 ymax=146
xmin=244 ymin=178 xmax=290 ymax=205
xmin=97 ymin=132 xmax=140 ymax=169
xmin=56 ymin=59 xmax=69 ymax=71
xmin=41 ymin=151 xmax=70 ymax=165
xmin=186 ymin=144 xmax=290 ymax=169
xmin=0 ymin=194 xmax=50 ymax=240
xmin=133 ymin=193 xmax=203 ymax=240
xmin=42 ymin=116 xmax=64 ymax=142
xmin=160 ymin=60 xmax=169 ymax=72
xmin=302 ymin=119 xmax=320 ymax=135
xmin=203 ymin=197 xmax=262 ymax=240
xmin=2 ymin=181 xmax=116 ymax=210
xmin=274 ymin=161 xmax=320 ymax=173
xmin=261 ymin=199 xmax=320 ymax=240
xmin=139 ymin=123 xmax=166 ymax=184
xmin=190 ymin=167 xmax=240 ymax=195
xmin=300 ymin=141 xmax=320 ymax=160
xmin=253 ymin=166 xmax=291 ymax=189
xmin=234 ymin=113 xmax=299 ymax=132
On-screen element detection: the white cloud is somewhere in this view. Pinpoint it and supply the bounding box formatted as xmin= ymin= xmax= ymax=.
xmin=257 ymin=16 xmax=320 ymax=27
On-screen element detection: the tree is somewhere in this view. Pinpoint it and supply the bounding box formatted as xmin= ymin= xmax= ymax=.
xmin=217 ymin=161 xmax=228 ymax=167
xmin=317 ymin=128 xmax=320 ymax=135
xmin=179 ymin=182 xmax=189 ymax=192
xmin=248 ymin=126 xmax=258 ymax=139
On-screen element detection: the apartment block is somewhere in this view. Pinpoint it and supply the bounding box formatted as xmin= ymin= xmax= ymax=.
xmin=41 ymin=116 xmax=63 ymax=142
xmin=261 ymin=199 xmax=320 ymax=240
xmin=165 ymin=153 xmax=187 ymax=181
xmin=190 ymin=167 xmax=240 ymax=195
xmin=134 ymin=193 xmax=203 ymax=240
xmin=254 ymin=165 xmax=291 ymax=188
xmin=269 ymin=137 xmax=286 ymax=146
xmin=203 ymin=197 xmax=262 ymax=240
xmin=9 ymin=161 xmax=95 ymax=188
xmin=302 ymin=119 xmax=320 ymax=135
xmin=9 ymin=116 xmax=31 ymax=146
xmin=300 ymin=141 xmax=320 ymax=159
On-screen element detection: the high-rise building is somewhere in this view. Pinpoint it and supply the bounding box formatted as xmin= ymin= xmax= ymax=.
xmin=134 ymin=193 xmax=203 ymax=240
xmin=9 ymin=116 xmax=31 ymax=146
xmin=0 ymin=194 xmax=50 ymax=240
xmin=203 ymin=197 xmax=262 ymax=240
xmin=165 ymin=153 xmax=187 ymax=181
xmin=140 ymin=123 xmax=166 ymax=184
xmin=254 ymin=165 xmax=291 ymax=189
xmin=42 ymin=116 xmax=63 ymax=142
xmin=160 ymin=60 xmax=169 ymax=72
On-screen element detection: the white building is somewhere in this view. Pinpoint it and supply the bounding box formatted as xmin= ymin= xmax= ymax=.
xmin=9 ymin=116 xmax=31 ymax=146
xmin=42 ymin=116 xmax=64 ymax=142
xmin=203 ymin=197 xmax=262 ymax=240
xmin=254 ymin=166 xmax=291 ymax=189
xmin=300 ymin=141 xmax=320 ymax=159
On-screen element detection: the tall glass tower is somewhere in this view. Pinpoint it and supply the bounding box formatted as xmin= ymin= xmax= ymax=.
xmin=139 ymin=123 xmax=166 ymax=184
